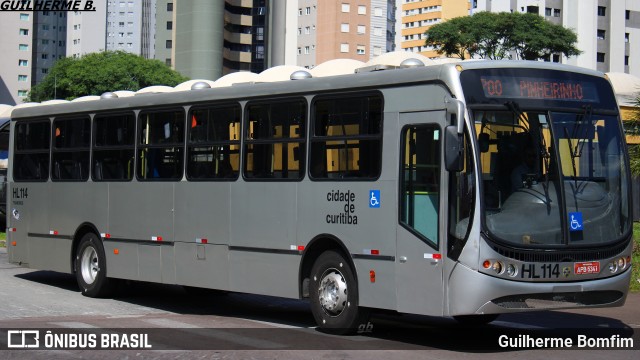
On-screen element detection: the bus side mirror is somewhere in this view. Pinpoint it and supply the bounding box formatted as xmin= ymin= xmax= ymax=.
xmin=445 ymin=126 xmax=464 ymax=172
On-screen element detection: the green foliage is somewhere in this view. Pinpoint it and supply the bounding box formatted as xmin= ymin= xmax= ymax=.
xmin=425 ymin=12 xmax=581 ymax=60
xmin=632 ymin=222 xmax=640 ymax=292
xmin=27 ymin=51 xmax=189 ymax=102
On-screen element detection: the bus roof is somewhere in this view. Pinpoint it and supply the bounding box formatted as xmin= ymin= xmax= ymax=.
xmin=9 ymin=59 xmax=608 ymax=120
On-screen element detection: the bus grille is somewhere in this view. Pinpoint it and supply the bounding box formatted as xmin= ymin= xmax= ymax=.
xmin=488 ymin=241 xmax=628 ymax=263
xmin=492 ymin=291 xmax=623 ymax=309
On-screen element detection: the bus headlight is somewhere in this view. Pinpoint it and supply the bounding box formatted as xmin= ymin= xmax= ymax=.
xmin=506 ymin=264 xmax=518 ymax=277
xmin=608 ymin=262 xmax=618 ymax=273
xmin=617 ymin=257 xmax=626 ymax=270
xmin=492 ymin=261 xmax=504 ymax=274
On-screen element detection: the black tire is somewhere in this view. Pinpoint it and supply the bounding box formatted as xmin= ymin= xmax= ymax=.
xmin=453 ymin=314 xmax=499 ymax=326
xmin=309 ymin=251 xmax=369 ymax=334
xmin=75 ymin=232 xmax=115 ymax=297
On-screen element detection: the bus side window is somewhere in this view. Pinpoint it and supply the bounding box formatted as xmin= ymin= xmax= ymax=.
xmin=243 ymin=99 xmax=306 ymax=181
xmin=186 ymin=104 xmax=241 ymax=181
xmin=310 ymin=93 xmax=382 ymax=180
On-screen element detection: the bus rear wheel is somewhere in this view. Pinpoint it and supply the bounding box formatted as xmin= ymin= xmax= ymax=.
xmin=75 ymin=232 xmax=114 ymax=298
xmin=309 ymin=251 xmax=369 ymax=334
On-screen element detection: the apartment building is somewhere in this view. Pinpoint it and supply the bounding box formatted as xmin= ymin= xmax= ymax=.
xmin=472 ymin=0 xmax=640 ymax=76
xmin=398 ymin=0 xmax=469 ymax=58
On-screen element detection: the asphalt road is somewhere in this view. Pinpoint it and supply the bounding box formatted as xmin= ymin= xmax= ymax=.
xmin=0 ymin=247 xmax=638 ymax=359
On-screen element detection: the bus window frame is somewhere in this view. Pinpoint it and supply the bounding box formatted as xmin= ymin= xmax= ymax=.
xmin=13 ymin=118 xmax=52 ymax=183
xmin=308 ymin=91 xmax=384 ymax=182
xmin=135 ymin=107 xmax=186 ymax=182
xmin=91 ymin=111 xmax=137 ymax=182
xmin=186 ymin=102 xmax=242 ymax=182
xmin=51 ymin=115 xmax=92 ymax=182
xmin=242 ymin=97 xmax=308 ymax=182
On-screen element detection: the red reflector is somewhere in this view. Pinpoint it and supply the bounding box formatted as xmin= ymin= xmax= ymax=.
xmin=483 ymin=260 xmax=491 ymax=269
xmin=297 ymin=245 xmax=305 ymax=251
xmin=371 ymin=249 xmax=380 ymax=255
xmin=369 ymin=270 xmax=376 ymax=283
xmin=114 ymin=249 xmax=119 ymax=255
xmin=11 ymin=241 xmax=17 ymax=246
xmin=432 ymin=254 xmax=442 ymax=260
xmin=105 ymin=233 xmax=111 ymax=239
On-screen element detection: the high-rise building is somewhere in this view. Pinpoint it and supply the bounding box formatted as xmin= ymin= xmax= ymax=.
xmin=397 ymin=0 xmax=469 ymax=58
xmin=270 ymin=0 xmax=397 ymax=69
xmin=105 ymin=0 xmax=156 ymax=58
xmin=67 ymin=2 xmax=108 ymax=58
xmin=0 ymin=10 xmax=68 ymax=105
xmin=157 ymin=0 xmax=269 ymax=80
xmin=0 ymin=11 xmax=34 ymax=105
xmin=471 ymin=0 xmax=640 ymax=76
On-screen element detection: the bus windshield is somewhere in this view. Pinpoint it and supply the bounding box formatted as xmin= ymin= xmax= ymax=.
xmin=473 ymin=107 xmax=630 ymax=247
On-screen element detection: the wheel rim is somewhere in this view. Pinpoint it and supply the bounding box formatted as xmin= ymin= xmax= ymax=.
xmin=80 ymin=245 xmax=99 ymax=285
xmin=318 ymin=268 xmax=348 ymax=317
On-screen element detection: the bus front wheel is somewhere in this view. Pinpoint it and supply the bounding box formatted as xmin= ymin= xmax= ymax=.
xmin=309 ymin=251 xmax=369 ymax=334
xmin=75 ymin=232 xmax=114 ymax=298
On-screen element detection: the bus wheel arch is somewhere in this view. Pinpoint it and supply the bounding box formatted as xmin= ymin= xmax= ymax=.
xmin=70 ymin=223 xmax=101 ymax=274
xmin=71 ymin=223 xmax=116 ymax=297
xmin=299 ymin=234 xmax=355 ymax=299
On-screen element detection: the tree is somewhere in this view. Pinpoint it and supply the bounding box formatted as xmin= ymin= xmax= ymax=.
xmin=629 ymin=94 xmax=640 ymax=177
xmin=425 ymin=12 xmax=581 ymax=60
xmin=27 ymin=51 xmax=189 ymax=102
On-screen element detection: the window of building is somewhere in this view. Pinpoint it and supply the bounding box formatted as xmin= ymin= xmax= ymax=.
xmin=304 ymin=46 xmax=310 ymax=54
xmin=92 ymin=113 xmax=135 ymax=181
xmin=626 ymin=10 xmax=630 ymax=20
xmin=18 ymin=75 xmax=28 ymax=82
xmin=19 ymin=44 xmax=28 ymax=51
xmin=625 ymin=33 xmax=629 ymax=43
xmin=166 ymin=40 xmax=172 ymax=49
xmin=52 ymin=117 xmax=91 ymax=181
xmin=341 ymin=23 xmax=349 ymax=32
xmin=342 ymin=3 xmax=350 ymax=13
xmin=357 ymin=25 xmax=366 ymax=34
xmin=165 ymin=58 xmax=171 ymax=66
xmin=597 ymin=52 xmax=605 ymax=62
xmin=20 ymin=13 xmax=29 ymax=21
xmin=19 ymin=28 xmax=29 ymax=36
xmin=373 ymin=27 xmax=382 ymax=36
xmin=297 ymin=47 xmax=302 ymax=55
xmin=374 ymin=7 xmax=382 ymax=17
xmin=340 ymin=43 xmax=349 ymax=53
xmin=356 ymin=45 xmax=365 ymax=54
xmin=42 ymin=39 xmax=49 ymax=45
xmin=243 ymin=99 xmax=307 ymax=180
xmin=373 ymin=46 xmax=382 ymax=56
xmin=545 ymin=7 xmax=551 ymax=16
xmin=554 ymin=9 xmax=560 ymax=17
xmin=137 ymin=109 xmax=185 ymax=180
xmin=298 ymin=27 xmax=302 ymax=35
xmin=298 ymin=8 xmax=302 ymax=15
xmin=167 ymin=21 xmax=172 ymax=30
xmin=14 ymin=120 xmax=50 ymax=181
xmin=597 ymin=29 xmax=605 ymax=40
xmin=187 ymin=104 xmax=241 ymax=180
xmin=17 ymin=90 xmax=28 ymax=97
xmin=597 ymin=6 xmax=606 ymax=16
xmin=18 ymin=59 xmax=28 ymax=67
xmin=625 ymin=56 xmax=629 ymax=66
xmin=400 ymin=125 xmax=441 ymax=246
xmin=167 ymin=2 xmax=173 ymax=11
xmin=553 ymin=54 xmax=560 ymax=63
xmin=305 ymin=7 xmax=310 ymax=15
xmin=305 ymin=26 xmax=310 ymax=34
xmin=358 ymin=5 xmax=366 ymax=15
xmin=42 ymin=68 xmax=48 ymax=74
xmin=310 ymin=94 xmax=382 ymax=180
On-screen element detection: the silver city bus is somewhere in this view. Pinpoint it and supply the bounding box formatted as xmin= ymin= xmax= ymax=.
xmin=6 ymin=60 xmax=633 ymax=333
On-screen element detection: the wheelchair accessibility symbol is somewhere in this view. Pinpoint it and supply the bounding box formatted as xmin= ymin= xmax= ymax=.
xmin=369 ymin=190 xmax=380 ymax=208
xmin=569 ymin=212 xmax=583 ymax=232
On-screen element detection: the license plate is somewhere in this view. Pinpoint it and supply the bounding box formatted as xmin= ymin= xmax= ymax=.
xmin=575 ymin=261 xmax=600 ymax=275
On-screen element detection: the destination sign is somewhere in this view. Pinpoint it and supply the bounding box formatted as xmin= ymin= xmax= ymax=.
xmin=479 ymin=76 xmax=599 ymax=102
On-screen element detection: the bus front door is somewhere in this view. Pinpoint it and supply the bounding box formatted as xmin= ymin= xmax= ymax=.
xmin=395 ymin=112 xmax=444 ymax=316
